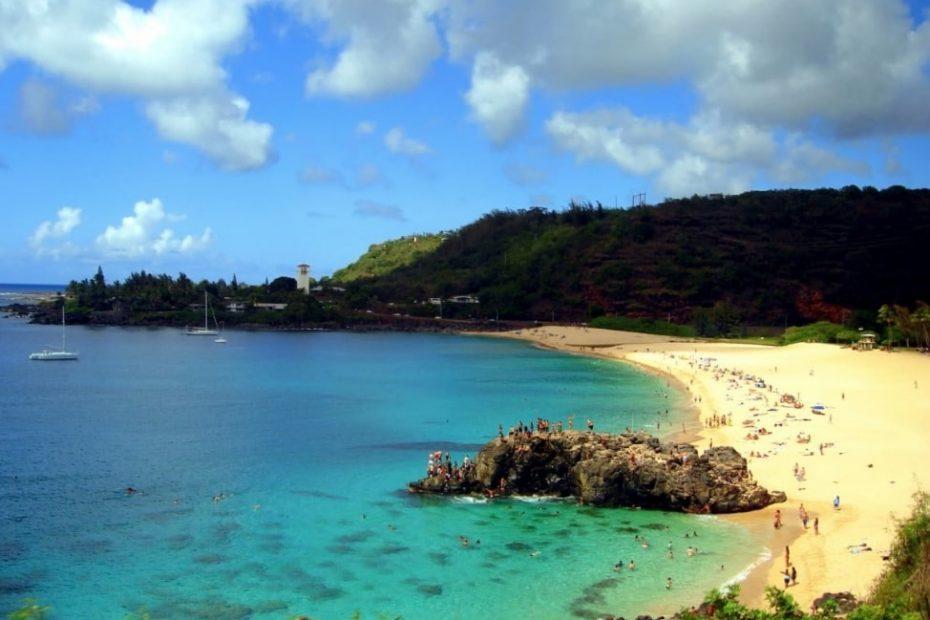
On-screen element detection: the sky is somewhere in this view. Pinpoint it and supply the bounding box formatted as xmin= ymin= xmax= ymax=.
xmin=1 ymin=0 xmax=929 ymax=284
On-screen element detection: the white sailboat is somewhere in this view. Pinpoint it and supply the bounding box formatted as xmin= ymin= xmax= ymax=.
xmin=29 ymin=306 xmax=79 ymax=361
xmin=186 ymin=291 xmax=219 ymax=336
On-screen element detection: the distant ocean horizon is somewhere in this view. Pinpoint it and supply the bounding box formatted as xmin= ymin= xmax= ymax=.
xmin=0 ymin=321 xmax=763 ymax=618
xmin=0 ymin=283 xmax=67 ymax=291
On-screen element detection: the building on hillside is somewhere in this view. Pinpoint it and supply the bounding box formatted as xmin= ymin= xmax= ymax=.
xmin=296 ymin=263 xmax=311 ymax=294
xmin=225 ymin=300 xmax=248 ymax=313
xmin=450 ymin=294 xmax=480 ymax=304
xmin=255 ymin=302 xmax=287 ymax=311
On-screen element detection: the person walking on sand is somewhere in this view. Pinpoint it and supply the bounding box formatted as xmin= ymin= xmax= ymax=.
xmin=666 ymin=577 xmax=672 ymax=590
xmin=814 ymin=517 xmax=819 ymax=535
xmin=782 ymin=569 xmax=791 ymax=589
xmin=785 ymin=545 xmax=790 ymax=568
xmin=773 ymin=509 xmax=782 ymax=529
xmin=790 ymin=565 xmax=797 ymax=586
xmin=834 ymin=495 xmax=841 ymax=511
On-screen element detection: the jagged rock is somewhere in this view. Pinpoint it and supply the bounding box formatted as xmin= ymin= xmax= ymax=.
xmin=409 ymin=430 xmax=785 ymax=514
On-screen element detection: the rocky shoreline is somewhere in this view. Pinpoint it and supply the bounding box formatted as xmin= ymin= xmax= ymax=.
xmin=409 ymin=429 xmax=785 ymax=514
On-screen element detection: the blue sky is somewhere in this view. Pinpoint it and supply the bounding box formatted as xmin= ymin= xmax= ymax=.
xmin=1 ymin=0 xmax=929 ymax=284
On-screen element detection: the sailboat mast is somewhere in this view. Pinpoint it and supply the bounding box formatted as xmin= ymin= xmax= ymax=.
xmin=61 ymin=305 xmax=66 ymax=351
xmin=204 ymin=291 xmax=209 ymax=330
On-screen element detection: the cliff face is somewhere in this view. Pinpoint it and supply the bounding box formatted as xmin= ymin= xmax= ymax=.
xmin=409 ymin=431 xmax=785 ymax=514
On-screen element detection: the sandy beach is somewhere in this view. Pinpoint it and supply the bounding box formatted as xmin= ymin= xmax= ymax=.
xmin=490 ymin=325 xmax=930 ymax=611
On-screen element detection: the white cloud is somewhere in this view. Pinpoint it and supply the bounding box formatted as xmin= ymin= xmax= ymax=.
xmin=465 ymin=52 xmax=529 ymax=143
xmin=145 ymin=95 xmax=273 ymax=171
xmin=355 ymin=120 xmax=376 ymax=135
xmin=96 ymin=198 xmax=212 ymax=257
xmin=384 ymin=127 xmax=431 ymax=157
xmin=353 ymin=199 xmax=405 ymax=221
xmin=30 ymin=207 xmax=83 ymax=250
xmin=17 ymin=78 xmax=98 ymax=135
xmin=0 ymin=0 xmax=273 ymax=169
xmin=546 ymin=107 xmax=866 ymax=197
xmin=296 ymin=0 xmax=442 ymax=98
xmin=447 ymin=0 xmax=930 ymax=139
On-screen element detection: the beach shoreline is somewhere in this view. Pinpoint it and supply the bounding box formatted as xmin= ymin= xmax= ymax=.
xmin=479 ymin=325 xmax=930 ymax=612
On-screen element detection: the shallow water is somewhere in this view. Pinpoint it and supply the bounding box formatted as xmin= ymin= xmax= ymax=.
xmin=0 ymin=319 xmax=760 ymax=618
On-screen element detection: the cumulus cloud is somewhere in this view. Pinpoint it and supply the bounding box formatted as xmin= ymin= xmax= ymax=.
xmin=465 ymin=52 xmax=530 ymax=143
xmin=145 ymin=94 xmax=273 ymax=171
xmin=353 ymin=199 xmax=405 ymax=221
xmin=447 ymin=1 xmax=930 ymax=136
xmin=384 ymin=127 xmax=431 ymax=157
xmin=96 ymin=198 xmax=212 ymax=257
xmin=546 ymin=107 xmax=866 ymax=197
xmin=30 ymin=207 xmax=82 ymax=252
xmin=295 ymin=0 xmax=442 ymax=98
xmin=0 ymin=0 xmax=273 ymax=169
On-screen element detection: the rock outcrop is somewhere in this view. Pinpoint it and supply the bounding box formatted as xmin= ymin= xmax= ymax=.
xmin=409 ymin=430 xmax=785 ymax=513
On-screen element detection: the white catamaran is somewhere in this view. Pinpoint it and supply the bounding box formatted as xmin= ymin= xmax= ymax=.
xmin=186 ymin=291 xmax=219 ymax=336
xmin=29 ymin=306 xmax=79 ymax=361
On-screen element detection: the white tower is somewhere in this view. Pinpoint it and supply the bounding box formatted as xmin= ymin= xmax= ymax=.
xmin=296 ymin=263 xmax=311 ymax=294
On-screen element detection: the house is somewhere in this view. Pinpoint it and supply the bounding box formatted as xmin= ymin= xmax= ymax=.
xmin=450 ymin=295 xmax=480 ymax=304
xmin=226 ymin=300 xmax=248 ymax=313
xmin=255 ymin=302 xmax=287 ymax=311
xmin=855 ymin=331 xmax=877 ymax=351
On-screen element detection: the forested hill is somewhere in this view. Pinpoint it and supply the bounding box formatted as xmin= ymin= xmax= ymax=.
xmin=345 ymin=186 xmax=930 ymax=325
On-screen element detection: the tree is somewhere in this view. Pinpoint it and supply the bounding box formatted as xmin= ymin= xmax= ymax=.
xmin=892 ymin=305 xmax=914 ymax=348
xmin=913 ymin=303 xmax=930 ymax=349
xmin=877 ymin=304 xmax=895 ymax=349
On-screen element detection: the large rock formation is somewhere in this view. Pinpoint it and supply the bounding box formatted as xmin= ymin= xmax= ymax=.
xmin=409 ymin=430 xmax=785 ymax=513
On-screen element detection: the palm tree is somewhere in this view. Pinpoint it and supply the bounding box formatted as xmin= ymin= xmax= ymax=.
xmin=878 ymin=304 xmax=895 ymax=349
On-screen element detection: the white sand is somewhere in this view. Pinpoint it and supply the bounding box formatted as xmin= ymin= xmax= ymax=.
xmin=490 ymin=326 xmax=930 ymax=610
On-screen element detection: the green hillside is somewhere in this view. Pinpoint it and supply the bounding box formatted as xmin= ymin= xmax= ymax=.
xmin=331 ymin=234 xmax=446 ymax=283
xmin=345 ymin=187 xmax=930 ymax=328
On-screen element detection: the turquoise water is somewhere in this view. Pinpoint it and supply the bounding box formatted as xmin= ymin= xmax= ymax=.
xmin=0 ymin=318 xmax=760 ymax=619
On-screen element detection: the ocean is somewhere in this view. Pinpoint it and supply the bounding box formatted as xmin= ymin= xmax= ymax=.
xmin=0 ymin=314 xmax=761 ymax=619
